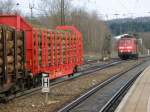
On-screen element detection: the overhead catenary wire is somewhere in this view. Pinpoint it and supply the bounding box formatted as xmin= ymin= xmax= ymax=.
xmin=14 ymin=0 xmax=150 ymax=20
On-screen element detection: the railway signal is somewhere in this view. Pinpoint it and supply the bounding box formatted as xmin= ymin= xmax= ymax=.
xmin=42 ymin=73 xmax=50 ymax=93
xmin=42 ymin=73 xmax=50 ymax=104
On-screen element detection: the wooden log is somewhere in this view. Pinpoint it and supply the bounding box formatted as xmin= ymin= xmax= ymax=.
xmin=7 ymin=49 xmax=13 ymax=55
xmin=39 ymin=56 xmax=42 ymax=61
xmin=0 ymin=43 xmax=2 ymax=50
xmin=6 ymin=34 xmax=13 ymax=40
xmin=7 ymin=41 xmax=13 ymax=49
xmin=17 ymin=63 xmax=21 ymax=69
xmin=17 ymin=55 xmax=22 ymax=61
xmin=17 ymin=40 xmax=23 ymax=47
xmin=7 ymin=48 xmax=22 ymax=55
xmin=0 ymin=52 xmax=2 ymax=56
xmin=17 ymin=48 xmax=21 ymax=54
xmin=6 ymin=75 xmax=13 ymax=84
xmin=7 ymin=56 xmax=14 ymax=64
xmin=17 ymin=32 xmax=22 ymax=39
xmin=7 ymin=65 xmax=14 ymax=73
xmin=0 ymin=58 xmax=3 ymax=65
xmin=6 ymin=30 xmax=14 ymax=41
xmin=0 ymin=67 xmax=2 ymax=74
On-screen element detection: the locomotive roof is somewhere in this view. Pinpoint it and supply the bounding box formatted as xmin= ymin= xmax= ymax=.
xmin=121 ymin=35 xmax=133 ymax=38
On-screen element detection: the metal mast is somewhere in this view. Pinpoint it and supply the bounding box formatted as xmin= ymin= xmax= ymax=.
xmin=61 ymin=0 xmax=65 ymax=25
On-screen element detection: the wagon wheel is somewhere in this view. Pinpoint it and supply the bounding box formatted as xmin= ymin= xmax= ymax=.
xmin=26 ymin=75 xmax=33 ymax=89
xmin=68 ymin=66 xmax=78 ymax=77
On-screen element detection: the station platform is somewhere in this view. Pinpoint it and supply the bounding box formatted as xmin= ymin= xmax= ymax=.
xmin=115 ymin=66 xmax=150 ymax=112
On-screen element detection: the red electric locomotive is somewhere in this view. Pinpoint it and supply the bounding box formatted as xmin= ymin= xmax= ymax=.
xmin=0 ymin=15 xmax=83 ymax=95
xmin=117 ymin=34 xmax=138 ymax=59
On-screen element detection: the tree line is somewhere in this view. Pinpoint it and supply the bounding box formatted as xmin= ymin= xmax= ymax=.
xmin=108 ymin=17 xmax=150 ymax=36
xmin=108 ymin=17 xmax=150 ymax=54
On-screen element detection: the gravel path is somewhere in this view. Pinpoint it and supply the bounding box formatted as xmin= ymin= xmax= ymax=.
xmin=0 ymin=60 xmax=142 ymax=112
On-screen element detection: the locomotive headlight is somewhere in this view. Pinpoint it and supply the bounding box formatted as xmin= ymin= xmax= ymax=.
xmin=119 ymin=47 xmax=124 ymax=49
xmin=30 ymin=72 xmax=33 ymax=77
xmin=126 ymin=46 xmax=132 ymax=49
xmin=120 ymin=50 xmax=123 ymax=52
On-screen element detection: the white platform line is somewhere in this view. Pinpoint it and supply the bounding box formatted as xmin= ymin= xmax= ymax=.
xmin=147 ymin=96 xmax=150 ymax=112
xmin=115 ymin=66 xmax=150 ymax=112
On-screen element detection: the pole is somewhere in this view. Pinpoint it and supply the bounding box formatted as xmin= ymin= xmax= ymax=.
xmin=29 ymin=3 xmax=34 ymax=19
xmin=31 ymin=8 xmax=33 ymax=18
xmin=61 ymin=0 xmax=65 ymax=25
xmin=148 ymin=49 xmax=150 ymax=55
xmin=114 ymin=13 xmax=121 ymax=34
xmin=45 ymin=93 xmax=49 ymax=104
xmin=16 ymin=3 xmax=19 ymax=14
xmin=42 ymin=73 xmax=50 ymax=104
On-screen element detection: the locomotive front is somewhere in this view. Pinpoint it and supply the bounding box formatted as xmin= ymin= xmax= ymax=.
xmin=117 ymin=35 xmax=138 ymax=59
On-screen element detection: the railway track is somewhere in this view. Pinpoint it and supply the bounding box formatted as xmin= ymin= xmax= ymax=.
xmin=1 ymin=58 xmax=123 ymax=102
xmin=99 ymin=72 xmax=141 ymax=112
xmin=57 ymin=58 xmax=150 ymax=112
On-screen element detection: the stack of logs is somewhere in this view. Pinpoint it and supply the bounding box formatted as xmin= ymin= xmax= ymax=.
xmin=7 ymin=31 xmax=13 ymax=83
xmin=0 ymin=29 xmax=23 ymax=83
xmin=17 ymin=32 xmax=23 ymax=71
xmin=7 ymin=31 xmax=14 ymax=75
xmin=34 ymin=31 xmax=74 ymax=66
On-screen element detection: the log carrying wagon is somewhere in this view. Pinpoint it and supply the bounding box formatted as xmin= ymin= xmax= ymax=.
xmin=0 ymin=15 xmax=83 ymax=94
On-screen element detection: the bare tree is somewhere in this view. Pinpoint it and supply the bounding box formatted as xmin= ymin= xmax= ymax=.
xmin=37 ymin=0 xmax=71 ymax=27
xmin=69 ymin=9 xmax=111 ymax=58
xmin=0 ymin=0 xmax=15 ymax=14
xmin=137 ymin=32 xmax=150 ymax=54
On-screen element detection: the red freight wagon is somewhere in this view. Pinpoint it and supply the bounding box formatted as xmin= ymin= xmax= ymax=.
xmin=0 ymin=15 xmax=83 ymax=79
xmin=117 ymin=35 xmax=138 ymax=59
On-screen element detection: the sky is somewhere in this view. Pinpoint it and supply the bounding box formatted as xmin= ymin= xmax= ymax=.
xmin=14 ymin=0 xmax=150 ymax=20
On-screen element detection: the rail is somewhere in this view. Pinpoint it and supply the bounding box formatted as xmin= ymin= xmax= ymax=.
xmin=57 ymin=58 xmax=149 ymax=112
xmin=1 ymin=59 xmax=123 ymax=102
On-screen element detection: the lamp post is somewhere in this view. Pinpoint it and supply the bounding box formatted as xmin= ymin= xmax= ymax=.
xmin=16 ymin=3 xmax=19 ymax=6
xmin=138 ymin=38 xmax=142 ymax=45
xmin=14 ymin=3 xmax=20 ymax=15
xmin=114 ymin=13 xmax=122 ymax=34
xmin=138 ymin=38 xmax=143 ymax=54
